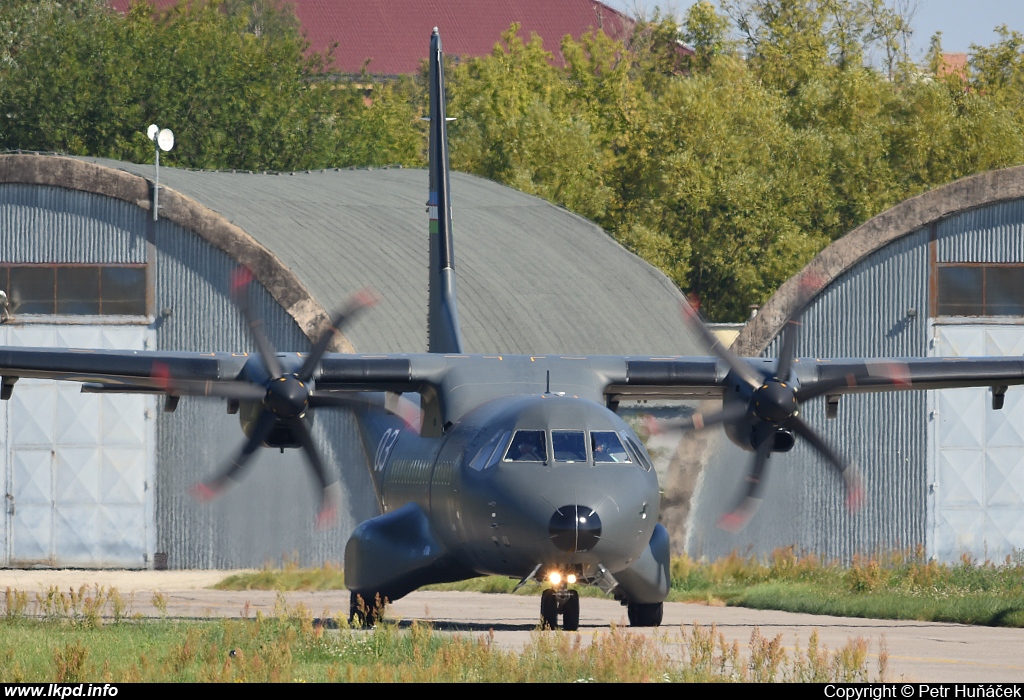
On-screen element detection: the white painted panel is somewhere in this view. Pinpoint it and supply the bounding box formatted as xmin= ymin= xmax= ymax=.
xmin=936 ymin=390 xmax=985 ymax=448
xmin=101 ymin=394 xmax=146 ymax=446
xmin=56 ymin=384 xmax=100 ymax=444
xmin=55 ymin=447 xmax=100 ymax=505
xmin=100 ymin=448 xmax=146 ymax=505
xmin=12 ymin=504 xmax=52 ymax=564
xmin=57 ymin=326 xmax=102 ymax=350
xmin=986 ymin=450 xmax=1024 ymax=507
xmin=12 ymin=450 xmax=51 ymax=505
xmin=54 ymin=506 xmax=99 ymax=565
xmin=98 ymin=506 xmax=147 ymax=565
xmin=937 ymin=450 xmax=984 ymax=507
xmin=934 ymin=508 xmax=985 ymax=562
xmin=10 ymin=382 xmax=55 ymax=446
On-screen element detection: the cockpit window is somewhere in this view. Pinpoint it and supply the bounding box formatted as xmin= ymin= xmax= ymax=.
xmin=470 ymin=430 xmax=511 ymax=471
xmin=552 ymin=430 xmax=587 ymax=462
xmin=620 ymin=430 xmax=652 ymax=471
xmin=504 ymin=430 xmax=547 ymax=462
xmin=591 ymin=431 xmax=631 ymax=463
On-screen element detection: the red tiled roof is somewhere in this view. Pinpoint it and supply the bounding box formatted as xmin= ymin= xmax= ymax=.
xmin=938 ymin=52 xmax=968 ymax=80
xmin=108 ymin=0 xmax=636 ymax=75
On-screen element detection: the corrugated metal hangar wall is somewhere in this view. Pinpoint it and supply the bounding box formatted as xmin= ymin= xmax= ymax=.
xmin=689 ymin=167 xmax=1024 ymax=564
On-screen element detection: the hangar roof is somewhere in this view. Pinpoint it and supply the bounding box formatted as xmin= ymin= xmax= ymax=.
xmin=77 ymin=158 xmax=700 ymax=357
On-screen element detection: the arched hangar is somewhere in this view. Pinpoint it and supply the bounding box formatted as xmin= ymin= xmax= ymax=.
xmin=0 ymin=154 xmax=701 ymax=569
xmin=688 ymin=165 xmax=1024 ymax=564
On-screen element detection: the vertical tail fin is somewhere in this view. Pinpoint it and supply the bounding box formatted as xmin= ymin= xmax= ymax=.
xmin=427 ymin=28 xmax=465 ymax=354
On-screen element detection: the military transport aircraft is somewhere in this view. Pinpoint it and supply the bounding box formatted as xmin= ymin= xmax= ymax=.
xmin=2 ymin=29 xmax=1024 ymax=631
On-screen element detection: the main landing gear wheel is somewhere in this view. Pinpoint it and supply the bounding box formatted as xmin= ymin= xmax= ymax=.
xmin=540 ymin=589 xmax=558 ymax=630
xmin=562 ymin=590 xmax=580 ymax=632
xmin=540 ymin=588 xmax=580 ymax=631
xmin=627 ymin=601 xmax=663 ymax=627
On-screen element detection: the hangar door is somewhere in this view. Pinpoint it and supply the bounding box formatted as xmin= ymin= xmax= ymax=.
xmin=1 ymin=324 xmax=156 ymax=567
xmin=929 ymin=322 xmax=1024 ymax=563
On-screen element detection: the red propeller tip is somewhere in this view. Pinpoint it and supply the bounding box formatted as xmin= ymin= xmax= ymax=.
xmin=846 ymin=484 xmax=865 ymax=512
xmin=151 ymin=361 xmax=172 ymax=390
xmin=316 ymin=506 xmax=338 ymax=531
xmin=716 ymin=511 xmax=748 ymax=533
xmin=353 ymin=288 xmax=381 ymax=308
xmin=189 ymin=482 xmax=222 ymax=502
xmin=230 ymin=267 xmax=254 ymax=293
xmin=642 ymin=414 xmax=661 ymax=436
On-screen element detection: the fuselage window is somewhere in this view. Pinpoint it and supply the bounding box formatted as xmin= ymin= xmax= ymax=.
xmin=470 ymin=430 xmax=511 ymax=471
xmin=591 ymin=431 xmax=631 ymax=463
xmin=552 ymin=430 xmax=587 ymax=462
xmin=504 ymin=430 xmax=547 ymax=462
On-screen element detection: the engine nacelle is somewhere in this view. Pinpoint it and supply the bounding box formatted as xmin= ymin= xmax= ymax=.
xmin=238 ymin=400 xmax=314 ymax=449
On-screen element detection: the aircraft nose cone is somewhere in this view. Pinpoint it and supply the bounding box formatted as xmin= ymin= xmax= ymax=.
xmin=548 ymin=505 xmax=601 ymax=553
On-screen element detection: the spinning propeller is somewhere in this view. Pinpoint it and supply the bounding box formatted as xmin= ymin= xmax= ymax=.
xmin=657 ymin=276 xmax=886 ymax=532
xmin=154 ymin=268 xmax=394 ymax=529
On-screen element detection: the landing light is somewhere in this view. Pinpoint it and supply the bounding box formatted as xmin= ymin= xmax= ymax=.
xmin=546 ymin=571 xmax=577 ymax=586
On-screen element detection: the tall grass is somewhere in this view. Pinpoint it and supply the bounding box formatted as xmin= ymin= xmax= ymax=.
xmin=0 ymin=586 xmax=885 ymax=682
xmin=671 ymin=546 xmax=1024 ymax=626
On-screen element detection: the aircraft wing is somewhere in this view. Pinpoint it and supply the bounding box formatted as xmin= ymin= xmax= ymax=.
xmin=602 ymin=355 xmax=1024 ymax=404
xmin=0 ymin=347 xmax=246 ymax=393
xmin=0 ymin=347 xmax=433 ymax=398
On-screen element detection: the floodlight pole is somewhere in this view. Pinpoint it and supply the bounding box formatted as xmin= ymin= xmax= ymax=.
xmin=148 ymin=124 xmax=174 ymax=222
xmin=153 ymin=141 xmax=160 ymax=222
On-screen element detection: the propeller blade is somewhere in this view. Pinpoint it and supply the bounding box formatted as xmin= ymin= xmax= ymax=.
xmin=774 ymin=317 xmax=801 ymax=381
xmin=795 ymin=361 xmax=913 ymax=403
xmin=152 ymin=362 xmax=265 ymax=401
xmin=231 ymin=267 xmax=283 ymax=379
xmin=717 ymin=433 xmax=773 ymax=533
xmin=788 ymin=416 xmax=863 ymax=511
xmin=681 ymin=301 xmax=763 ymax=389
xmin=190 ymin=408 xmax=277 ymax=500
xmin=647 ymin=402 xmax=750 ymax=434
xmin=309 ymin=391 xmax=421 ymax=432
xmin=297 ymin=288 xmax=379 ymax=382
xmin=288 ymin=417 xmax=340 ymax=528
xmin=774 ymin=273 xmax=822 ymax=380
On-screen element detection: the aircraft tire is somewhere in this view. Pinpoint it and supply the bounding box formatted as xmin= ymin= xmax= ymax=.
xmin=562 ymin=590 xmax=580 ymax=631
xmin=540 ymin=589 xmax=558 ymax=630
xmin=627 ymin=601 xmax=663 ymax=627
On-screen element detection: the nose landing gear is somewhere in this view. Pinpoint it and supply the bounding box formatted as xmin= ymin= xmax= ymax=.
xmin=540 ymin=587 xmax=580 ymax=631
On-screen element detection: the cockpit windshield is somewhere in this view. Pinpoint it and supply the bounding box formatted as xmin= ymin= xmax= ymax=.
xmin=504 ymin=430 xmax=547 ymax=462
xmin=591 ymin=431 xmax=631 ymax=463
xmin=552 ymin=430 xmax=587 ymax=462
xmin=470 ymin=430 xmax=511 ymax=471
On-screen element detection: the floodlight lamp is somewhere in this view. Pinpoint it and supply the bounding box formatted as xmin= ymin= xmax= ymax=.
xmin=157 ymin=128 xmax=175 ymax=152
